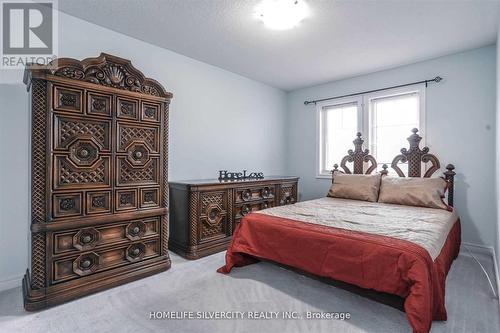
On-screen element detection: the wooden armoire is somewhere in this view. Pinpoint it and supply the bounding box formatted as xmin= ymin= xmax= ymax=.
xmin=23 ymin=53 xmax=172 ymax=310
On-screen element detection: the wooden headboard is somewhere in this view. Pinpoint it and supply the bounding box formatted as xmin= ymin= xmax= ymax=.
xmin=332 ymin=128 xmax=456 ymax=207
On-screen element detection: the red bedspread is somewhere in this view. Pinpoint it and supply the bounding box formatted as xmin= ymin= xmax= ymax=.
xmin=217 ymin=213 xmax=461 ymax=333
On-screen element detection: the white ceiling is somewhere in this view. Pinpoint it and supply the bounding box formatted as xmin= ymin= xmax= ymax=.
xmin=58 ymin=0 xmax=500 ymax=91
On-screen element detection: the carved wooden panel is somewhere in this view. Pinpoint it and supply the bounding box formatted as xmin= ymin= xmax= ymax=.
xmin=279 ymin=183 xmax=297 ymax=205
xmin=161 ymin=101 xmax=169 ymax=256
xmin=31 ymin=232 xmax=46 ymax=289
xmin=117 ymin=157 xmax=159 ymax=186
xmin=52 ymin=193 xmax=82 ymax=218
xmin=141 ymin=101 xmax=160 ymax=123
xmin=117 ymin=97 xmax=139 ymax=120
xmin=86 ymin=190 xmax=111 ymax=214
xmin=30 ymin=79 xmax=48 ymax=290
xmin=87 ymin=91 xmax=112 ymax=117
xmin=54 ymin=155 xmax=111 ymax=189
xmin=140 ymin=188 xmax=160 ymax=208
xmin=54 ymin=115 xmax=111 ymax=151
xmin=199 ymin=191 xmax=229 ymax=241
xmin=115 ymin=189 xmax=138 ymax=211
xmin=53 ymin=85 xmax=83 ymax=113
xmin=117 ymin=122 xmax=159 ymax=153
xmin=41 ymin=53 xmax=171 ymax=98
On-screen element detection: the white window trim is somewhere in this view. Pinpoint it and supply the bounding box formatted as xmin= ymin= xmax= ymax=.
xmin=315 ymin=96 xmax=362 ymax=179
xmin=315 ymin=84 xmax=426 ymax=179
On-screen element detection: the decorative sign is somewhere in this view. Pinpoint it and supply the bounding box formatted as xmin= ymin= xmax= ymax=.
xmin=218 ymin=170 xmax=264 ymax=181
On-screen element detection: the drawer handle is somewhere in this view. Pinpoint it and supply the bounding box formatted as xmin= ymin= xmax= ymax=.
xmin=242 ymin=189 xmax=252 ymax=201
xmin=126 ymin=221 xmax=146 ymax=240
xmin=126 ymin=243 xmax=146 ymax=262
xmin=73 ymin=228 xmax=100 ymax=251
xmin=81 ymin=259 xmax=92 ymax=268
xmin=79 ymin=149 xmax=89 ymax=158
xmin=73 ymin=252 xmax=101 ymax=276
xmin=81 ymin=235 xmax=92 ymax=244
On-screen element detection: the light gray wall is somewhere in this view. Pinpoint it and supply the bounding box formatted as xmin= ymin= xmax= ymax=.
xmin=286 ymin=45 xmax=497 ymax=247
xmin=0 ymin=86 xmax=30 ymax=289
xmin=496 ymin=29 xmax=500 ymax=291
xmin=0 ymin=12 xmax=288 ymax=288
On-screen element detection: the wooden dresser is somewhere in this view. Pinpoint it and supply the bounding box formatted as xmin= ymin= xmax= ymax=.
xmin=23 ymin=53 xmax=172 ymax=310
xmin=169 ymin=176 xmax=299 ymax=259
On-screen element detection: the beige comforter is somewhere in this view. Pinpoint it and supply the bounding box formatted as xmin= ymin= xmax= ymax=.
xmin=259 ymin=197 xmax=458 ymax=260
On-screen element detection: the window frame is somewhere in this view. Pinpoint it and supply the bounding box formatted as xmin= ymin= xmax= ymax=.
xmin=315 ymin=84 xmax=426 ymax=179
xmin=315 ymin=96 xmax=363 ymax=179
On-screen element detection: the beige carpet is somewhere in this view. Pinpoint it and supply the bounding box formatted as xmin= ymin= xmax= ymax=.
xmin=0 ymin=250 xmax=499 ymax=333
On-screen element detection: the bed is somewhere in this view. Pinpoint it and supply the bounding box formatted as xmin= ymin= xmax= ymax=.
xmin=218 ymin=129 xmax=460 ymax=333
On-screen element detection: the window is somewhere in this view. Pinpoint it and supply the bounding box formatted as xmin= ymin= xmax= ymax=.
xmin=316 ymin=85 xmax=425 ymax=178
xmin=317 ymin=97 xmax=361 ymax=176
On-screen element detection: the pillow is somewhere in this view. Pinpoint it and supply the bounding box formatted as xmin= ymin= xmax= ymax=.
xmin=378 ymin=176 xmax=449 ymax=210
xmin=327 ymin=173 xmax=381 ymax=202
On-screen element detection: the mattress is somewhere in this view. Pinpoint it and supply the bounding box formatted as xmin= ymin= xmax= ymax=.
xmin=259 ymin=197 xmax=458 ymax=260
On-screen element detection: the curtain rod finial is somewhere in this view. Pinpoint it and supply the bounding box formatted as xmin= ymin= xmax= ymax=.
xmin=434 ymin=76 xmax=442 ymax=82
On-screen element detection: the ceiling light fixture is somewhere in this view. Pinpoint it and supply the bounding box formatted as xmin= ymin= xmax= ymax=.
xmin=256 ymin=0 xmax=309 ymax=30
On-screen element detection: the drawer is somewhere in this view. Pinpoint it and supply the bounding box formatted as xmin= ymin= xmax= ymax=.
xmin=234 ymin=200 xmax=275 ymax=220
xmin=52 ymin=217 xmax=160 ymax=255
xmin=51 ymin=238 xmax=160 ymax=284
xmin=52 ymin=85 xmax=83 ymax=114
xmin=198 ymin=191 xmax=231 ymax=242
xmin=279 ymin=183 xmax=297 ymax=205
xmin=234 ymin=185 xmax=275 ymax=204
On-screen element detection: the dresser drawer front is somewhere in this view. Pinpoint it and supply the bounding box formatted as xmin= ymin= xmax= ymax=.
xmin=279 ymin=182 xmax=298 ymax=205
xmin=235 ymin=200 xmax=275 ymax=220
xmin=235 ymin=185 xmax=275 ymax=204
xmin=51 ymin=238 xmax=160 ymax=284
xmin=198 ymin=191 xmax=231 ymax=242
xmin=52 ymin=217 xmax=160 ymax=255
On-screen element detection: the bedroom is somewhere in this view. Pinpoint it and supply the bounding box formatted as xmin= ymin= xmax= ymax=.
xmin=0 ymin=0 xmax=499 ymax=332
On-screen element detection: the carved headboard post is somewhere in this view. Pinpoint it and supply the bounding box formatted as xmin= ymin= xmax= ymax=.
xmin=334 ymin=132 xmax=377 ymax=176
xmin=444 ymin=164 xmax=456 ymax=207
xmin=391 ymin=128 xmax=440 ymax=178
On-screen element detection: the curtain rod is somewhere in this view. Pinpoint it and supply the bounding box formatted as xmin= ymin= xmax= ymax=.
xmin=303 ymin=76 xmax=442 ymax=105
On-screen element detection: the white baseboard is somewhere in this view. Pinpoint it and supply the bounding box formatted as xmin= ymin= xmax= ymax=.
xmin=0 ymin=274 xmax=22 ymax=292
xmin=461 ymin=241 xmax=500 ymax=302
